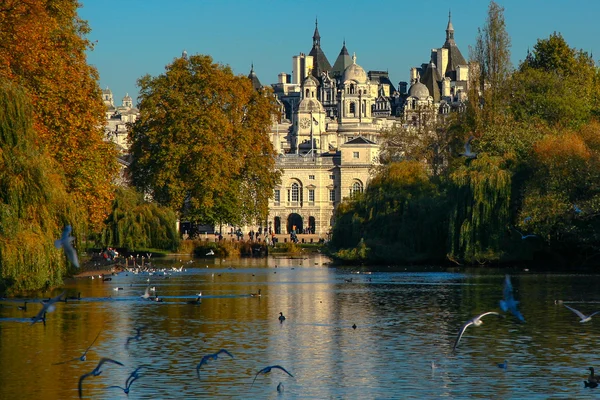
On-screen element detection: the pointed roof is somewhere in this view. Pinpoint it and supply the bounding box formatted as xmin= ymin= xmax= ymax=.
xmin=247 ymin=63 xmax=262 ymax=91
xmin=308 ymin=18 xmax=332 ymax=79
xmin=442 ymin=11 xmax=467 ymax=79
xmin=420 ymin=61 xmax=441 ymax=102
xmin=344 ymin=136 xmax=376 ymax=145
xmin=331 ymin=40 xmax=352 ymax=78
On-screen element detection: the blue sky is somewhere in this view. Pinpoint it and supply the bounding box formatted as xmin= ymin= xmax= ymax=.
xmin=79 ymin=0 xmax=600 ymax=105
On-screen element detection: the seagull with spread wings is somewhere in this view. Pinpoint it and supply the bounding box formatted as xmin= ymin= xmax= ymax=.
xmin=251 ymin=365 xmax=294 ymax=387
xmin=55 ymin=225 xmax=79 ymax=268
xmin=459 ymin=136 xmax=477 ymax=159
xmin=564 ymin=304 xmax=600 ymax=323
xmin=453 ymin=311 xmax=503 ymax=350
xmin=499 ymin=275 xmax=525 ymax=322
xmin=53 ymin=330 xmax=102 ymax=365
xmin=78 ymin=357 xmax=123 ymax=398
xmin=196 ymin=349 xmax=234 ymax=378
xmin=31 ymin=291 xmax=65 ymax=325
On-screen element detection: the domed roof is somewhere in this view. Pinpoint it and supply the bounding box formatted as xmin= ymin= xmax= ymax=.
xmin=297 ymin=97 xmax=324 ymax=113
xmin=303 ymin=74 xmax=318 ymax=87
xmin=408 ymin=81 xmax=430 ymax=100
xmin=342 ymin=53 xmax=367 ymax=84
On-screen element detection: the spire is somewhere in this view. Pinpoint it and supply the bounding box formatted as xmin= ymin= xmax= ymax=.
xmin=446 ymin=10 xmax=455 ymax=43
xmin=313 ymin=17 xmax=320 ymax=47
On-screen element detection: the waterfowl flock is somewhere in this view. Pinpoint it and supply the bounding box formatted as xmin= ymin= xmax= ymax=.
xmin=1 ymin=227 xmax=598 ymax=397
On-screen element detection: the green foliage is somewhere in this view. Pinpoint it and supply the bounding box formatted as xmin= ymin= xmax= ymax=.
xmin=448 ymin=155 xmax=512 ymax=263
xmin=510 ymin=33 xmax=599 ymax=128
xmin=330 ymin=162 xmax=448 ymax=263
xmin=100 ymin=187 xmax=180 ymax=252
xmin=129 ymin=54 xmax=281 ymax=226
xmin=0 ymin=81 xmax=84 ymax=294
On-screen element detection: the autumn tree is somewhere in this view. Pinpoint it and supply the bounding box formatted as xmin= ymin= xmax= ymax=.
xmin=129 ymin=54 xmax=281 ymax=226
xmin=0 ymin=0 xmax=118 ymax=228
xmin=510 ymin=32 xmax=600 ymax=128
xmin=0 ymin=81 xmax=84 ymax=294
xmin=470 ymin=0 xmax=512 ymax=117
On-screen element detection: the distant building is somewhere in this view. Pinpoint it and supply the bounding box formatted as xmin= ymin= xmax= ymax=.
xmin=256 ymin=13 xmax=468 ymax=236
xmin=102 ymin=87 xmax=139 ymax=152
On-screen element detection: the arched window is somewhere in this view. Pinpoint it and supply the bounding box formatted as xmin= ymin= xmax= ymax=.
xmin=351 ymin=181 xmax=363 ymax=197
xmin=291 ymin=182 xmax=300 ymax=202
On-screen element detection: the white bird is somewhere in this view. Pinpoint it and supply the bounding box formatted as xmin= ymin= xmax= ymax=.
xmin=140 ymin=286 xmax=151 ymax=299
xmin=499 ymin=275 xmax=525 ymax=322
xmin=453 ymin=311 xmax=502 ymax=350
xmin=54 ymin=225 xmax=79 ymax=268
xmin=459 ymin=135 xmax=477 ymax=159
xmin=206 ymin=249 xmax=215 ymax=256
xmin=564 ymin=304 xmax=600 ymax=323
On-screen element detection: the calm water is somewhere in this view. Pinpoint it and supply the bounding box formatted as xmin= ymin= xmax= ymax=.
xmin=1 ymin=256 xmax=599 ymax=399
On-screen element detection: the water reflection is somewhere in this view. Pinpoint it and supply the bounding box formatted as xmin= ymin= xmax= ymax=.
xmin=1 ymin=258 xmax=600 ymax=398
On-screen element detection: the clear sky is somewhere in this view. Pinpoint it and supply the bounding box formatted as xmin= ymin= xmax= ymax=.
xmin=79 ymin=0 xmax=600 ymax=106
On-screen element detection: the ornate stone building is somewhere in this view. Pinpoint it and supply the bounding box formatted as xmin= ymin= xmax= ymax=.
xmin=102 ymin=87 xmax=139 ymax=152
xmin=259 ymin=14 xmax=468 ymax=236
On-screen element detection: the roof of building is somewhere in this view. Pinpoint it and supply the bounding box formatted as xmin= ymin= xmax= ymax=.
xmin=420 ymin=61 xmax=441 ymax=102
xmin=308 ymin=19 xmax=332 ymax=79
xmin=442 ymin=12 xmax=467 ymax=79
xmin=343 ymin=54 xmax=368 ymax=84
xmin=331 ymin=41 xmax=352 ymax=78
xmin=248 ymin=64 xmax=262 ymax=90
xmin=344 ymin=136 xmax=376 ymax=145
xmin=297 ymin=97 xmax=325 ymax=113
xmin=408 ymin=80 xmax=430 ymax=100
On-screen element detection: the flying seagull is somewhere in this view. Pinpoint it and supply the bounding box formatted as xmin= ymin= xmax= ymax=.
xmin=196 ymin=349 xmax=234 ymax=378
xmin=251 ymin=365 xmax=294 ymax=387
xmin=53 ymin=330 xmax=102 ymax=365
xmin=511 ymin=226 xmax=538 ymax=240
xmin=78 ymin=357 xmax=123 ymax=398
xmin=108 ymin=366 xmax=145 ymax=395
xmin=459 ymin=136 xmax=477 ymax=159
xmin=564 ymin=304 xmax=600 ymax=323
xmin=453 ymin=311 xmax=502 ymax=350
xmin=31 ymin=291 xmax=65 ymax=325
xmin=206 ymin=249 xmax=215 ymax=256
xmin=499 ymin=275 xmax=525 ymax=322
xmin=125 ymin=326 xmax=146 ymax=348
xmin=55 ymin=225 xmax=79 ymax=268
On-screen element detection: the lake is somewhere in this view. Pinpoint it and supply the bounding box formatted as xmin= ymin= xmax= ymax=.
xmin=0 ymin=255 xmax=599 ymax=399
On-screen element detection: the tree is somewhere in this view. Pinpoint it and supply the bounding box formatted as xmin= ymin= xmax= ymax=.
xmin=510 ymin=33 xmax=600 ymax=128
xmin=470 ymin=1 xmax=512 ymax=115
xmin=0 ymin=0 xmax=119 ymax=228
xmin=100 ymin=187 xmax=180 ymax=252
xmin=379 ymin=113 xmax=455 ymax=177
xmin=0 ymin=81 xmax=84 ymax=294
xmin=129 ymin=54 xmax=281 ymax=226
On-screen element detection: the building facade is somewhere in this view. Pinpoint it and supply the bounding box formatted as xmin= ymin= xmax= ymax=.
xmin=262 ymin=14 xmax=468 ymax=236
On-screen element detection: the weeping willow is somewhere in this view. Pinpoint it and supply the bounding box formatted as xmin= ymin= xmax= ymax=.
xmin=330 ymin=161 xmax=448 ymax=263
xmin=448 ymin=154 xmax=512 ymax=263
xmin=100 ymin=187 xmax=180 ymax=252
xmin=0 ymin=81 xmax=84 ymax=294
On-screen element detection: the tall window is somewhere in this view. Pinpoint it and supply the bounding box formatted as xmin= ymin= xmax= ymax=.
xmin=291 ymin=183 xmax=299 ymax=202
xmin=274 ymin=189 xmax=280 ymax=204
xmin=349 ymin=103 xmax=355 ymax=114
xmin=308 ymin=189 xmax=315 ymax=203
xmin=351 ymin=181 xmax=363 ymax=196
xmin=329 ymin=189 xmax=335 ymax=202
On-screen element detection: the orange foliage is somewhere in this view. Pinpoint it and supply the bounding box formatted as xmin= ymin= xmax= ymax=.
xmin=0 ymin=1 xmax=118 ymax=228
